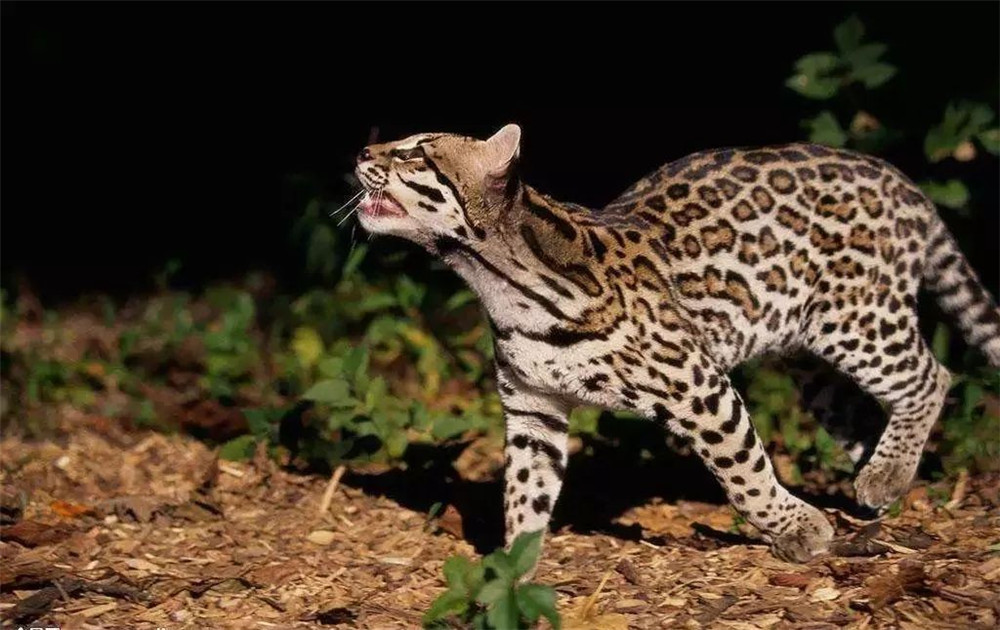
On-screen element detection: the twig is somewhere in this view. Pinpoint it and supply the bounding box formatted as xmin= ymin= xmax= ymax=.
xmin=53 ymin=579 xmax=73 ymax=603
xmin=944 ymin=469 xmax=968 ymax=511
xmin=319 ymin=465 xmax=347 ymax=516
xmin=256 ymin=594 xmax=287 ymax=612
xmin=580 ymin=567 xmax=614 ymax=619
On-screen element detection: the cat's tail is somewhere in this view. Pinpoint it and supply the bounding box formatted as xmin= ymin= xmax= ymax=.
xmin=922 ymin=215 xmax=1000 ymax=367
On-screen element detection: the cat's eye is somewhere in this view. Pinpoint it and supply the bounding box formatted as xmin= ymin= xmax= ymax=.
xmin=391 ymin=147 xmax=425 ymax=162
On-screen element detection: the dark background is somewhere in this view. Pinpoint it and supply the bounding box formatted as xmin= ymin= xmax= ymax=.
xmin=3 ymin=2 xmax=998 ymax=302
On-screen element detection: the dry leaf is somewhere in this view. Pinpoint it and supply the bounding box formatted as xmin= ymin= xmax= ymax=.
xmin=2 ymin=520 xmax=74 ymax=547
xmin=770 ymin=572 xmax=813 ymax=589
xmin=437 ymin=504 xmax=464 ymax=539
xmin=306 ymin=530 xmax=336 ymax=546
xmin=810 ymin=586 xmax=841 ymax=602
xmin=50 ymin=500 xmax=95 ymax=519
xmin=615 ymin=557 xmax=640 ymax=585
xmin=613 ymin=598 xmax=647 ymax=611
xmin=124 ymin=558 xmax=162 ymax=573
xmin=78 ymin=602 xmax=118 ymax=618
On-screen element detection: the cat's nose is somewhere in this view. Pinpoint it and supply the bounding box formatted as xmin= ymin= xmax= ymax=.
xmin=357 ymin=147 xmax=373 ymax=164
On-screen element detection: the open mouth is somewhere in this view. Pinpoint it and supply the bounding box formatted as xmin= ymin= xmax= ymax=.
xmin=359 ymin=190 xmax=407 ymax=218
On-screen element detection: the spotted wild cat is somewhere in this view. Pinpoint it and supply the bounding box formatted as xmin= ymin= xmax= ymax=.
xmin=352 ymin=125 xmax=1000 ymax=570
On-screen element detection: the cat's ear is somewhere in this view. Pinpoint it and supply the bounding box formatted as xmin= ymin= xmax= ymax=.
xmin=484 ymin=124 xmax=521 ymax=178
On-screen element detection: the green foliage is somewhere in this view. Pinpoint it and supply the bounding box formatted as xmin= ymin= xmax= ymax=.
xmin=924 ymin=101 xmax=998 ymax=163
xmin=786 ymin=15 xmax=895 ymax=100
xmin=802 ymin=111 xmax=848 ymax=148
xmin=424 ymin=530 xmax=560 ymax=630
xmin=920 ymin=180 xmax=970 ymax=210
xmin=940 ymin=368 xmax=1000 ymax=474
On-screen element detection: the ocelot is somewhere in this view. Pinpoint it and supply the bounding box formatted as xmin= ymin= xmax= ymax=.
xmin=353 ymin=125 xmax=1000 ymax=572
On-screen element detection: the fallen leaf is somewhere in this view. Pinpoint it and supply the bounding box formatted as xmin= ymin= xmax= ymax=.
xmin=124 ymin=558 xmax=162 ymax=573
xmin=79 ymin=602 xmax=118 ymax=618
xmin=615 ymin=557 xmax=640 ymax=585
xmin=770 ymin=572 xmax=813 ymax=589
xmin=860 ymin=560 xmax=927 ymax=610
xmin=2 ymin=520 xmax=74 ymax=547
xmin=613 ymin=598 xmax=647 ymax=611
xmin=810 ymin=586 xmax=841 ymax=602
xmin=50 ymin=500 xmax=95 ymax=519
xmin=437 ymin=504 xmax=464 ymax=539
xmin=307 ymin=530 xmax=336 ymax=546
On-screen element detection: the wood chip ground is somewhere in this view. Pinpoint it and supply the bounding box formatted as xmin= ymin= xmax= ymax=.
xmin=2 ymin=419 xmax=998 ymax=629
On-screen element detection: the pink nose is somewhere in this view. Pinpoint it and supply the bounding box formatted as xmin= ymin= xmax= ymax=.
xmin=357 ymin=147 xmax=373 ymax=164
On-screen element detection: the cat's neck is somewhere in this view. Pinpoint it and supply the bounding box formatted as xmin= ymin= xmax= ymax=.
xmin=434 ymin=185 xmax=601 ymax=333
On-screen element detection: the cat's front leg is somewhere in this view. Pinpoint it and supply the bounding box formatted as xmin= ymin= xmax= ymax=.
xmin=496 ymin=364 xmax=571 ymax=581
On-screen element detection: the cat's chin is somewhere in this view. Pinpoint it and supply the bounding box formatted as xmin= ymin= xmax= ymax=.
xmin=356 ymin=209 xmax=415 ymax=237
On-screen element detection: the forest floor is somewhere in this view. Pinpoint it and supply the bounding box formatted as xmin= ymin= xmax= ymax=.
xmin=1 ymin=414 xmax=998 ymax=630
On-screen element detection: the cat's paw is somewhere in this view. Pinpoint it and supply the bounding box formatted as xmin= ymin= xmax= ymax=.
xmin=854 ymin=456 xmax=914 ymax=509
xmin=771 ymin=506 xmax=834 ymax=563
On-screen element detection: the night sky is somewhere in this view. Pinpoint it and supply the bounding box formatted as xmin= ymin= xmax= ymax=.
xmin=3 ymin=3 xmax=997 ymax=300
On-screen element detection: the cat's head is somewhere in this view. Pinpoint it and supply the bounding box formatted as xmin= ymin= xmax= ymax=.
xmin=354 ymin=125 xmax=521 ymax=248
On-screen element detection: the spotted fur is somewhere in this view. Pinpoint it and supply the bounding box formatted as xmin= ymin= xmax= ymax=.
xmin=354 ymin=126 xmax=1000 ymax=574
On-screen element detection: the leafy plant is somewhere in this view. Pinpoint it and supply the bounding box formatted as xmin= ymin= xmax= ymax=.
xmin=424 ymin=530 xmax=560 ymax=629
xmin=785 ymin=15 xmax=896 ymax=101
xmin=924 ymin=101 xmax=999 ymax=163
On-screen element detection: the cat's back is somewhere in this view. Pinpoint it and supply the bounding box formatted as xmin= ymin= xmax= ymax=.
xmin=603 ymin=142 xmax=923 ymax=222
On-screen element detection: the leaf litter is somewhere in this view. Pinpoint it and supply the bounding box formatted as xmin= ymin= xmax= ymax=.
xmin=1 ymin=417 xmax=998 ymax=629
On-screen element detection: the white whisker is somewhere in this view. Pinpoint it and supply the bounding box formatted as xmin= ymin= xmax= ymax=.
xmin=329 ymin=189 xmax=365 ymax=217
xmin=337 ymin=205 xmax=359 ymax=227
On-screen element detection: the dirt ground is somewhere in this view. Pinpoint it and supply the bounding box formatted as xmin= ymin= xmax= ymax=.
xmin=1 ymin=413 xmax=998 ymax=630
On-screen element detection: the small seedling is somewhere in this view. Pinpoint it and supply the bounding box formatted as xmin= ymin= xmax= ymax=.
xmin=424 ymin=530 xmax=560 ymax=629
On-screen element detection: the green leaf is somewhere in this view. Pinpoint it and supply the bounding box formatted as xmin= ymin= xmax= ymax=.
xmin=794 ymin=52 xmax=840 ymax=75
xmin=317 ymin=356 xmax=345 ymax=379
xmin=444 ymin=290 xmax=479 ymax=311
xmin=476 ymin=579 xmax=511 ymax=607
xmin=843 ymin=42 xmax=887 ymax=68
xmin=517 ymin=584 xmax=560 ymax=629
xmin=306 ymin=224 xmax=337 ymax=279
xmin=423 ymin=589 xmax=470 ymax=626
xmin=219 ymin=435 xmax=257 ymax=461
xmin=431 ymin=414 xmax=469 ymax=441
xmin=977 ymin=128 xmax=1000 ymax=154
xmin=814 ymin=426 xmax=836 ymax=455
xmin=486 ymin=592 xmax=520 ymax=630
xmin=932 ymin=323 xmax=951 ymax=362
xmin=834 ymin=15 xmax=865 ymax=53
xmin=343 ymin=345 xmax=370 ymax=389
xmin=786 ymin=53 xmax=841 ymax=100
xmin=342 ymin=244 xmax=368 ymax=278
xmin=803 ymin=111 xmax=848 ymax=148
xmin=926 ymin=102 xmax=997 ymax=162
xmin=327 ymin=408 xmax=357 ymax=431
xmin=919 ymin=180 xmax=970 ymax=210
xmin=443 ymin=556 xmax=474 ymax=589
xmin=395 ymin=275 xmax=427 ymax=311
xmin=508 ymin=530 xmax=544 ymax=579
xmin=244 ymin=408 xmax=281 ymax=440
xmin=384 ymin=429 xmax=409 ymax=459
xmin=302 ymin=379 xmax=355 ymax=407
xmin=291 ymin=326 xmax=324 ymax=368
xmin=785 ymin=75 xmax=840 ymax=100
xmin=355 ymin=292 xmax=398 ymax=314
xmin=483 ymin=552 xmax=515 ymax=584
xmin=850 ymin=62 xmax=896 ymax=88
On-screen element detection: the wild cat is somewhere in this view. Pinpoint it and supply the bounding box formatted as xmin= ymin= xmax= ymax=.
xmin=352 ymin=124 xmax=1000 ymax=570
